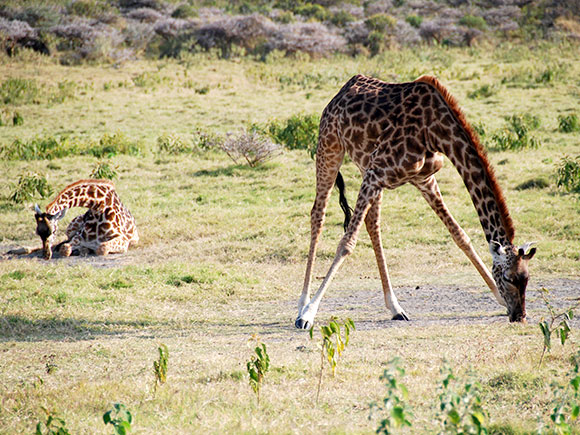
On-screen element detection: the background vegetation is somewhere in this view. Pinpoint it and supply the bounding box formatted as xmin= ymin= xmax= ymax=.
xmin=1 ymin=0 xmax=579 ymax=433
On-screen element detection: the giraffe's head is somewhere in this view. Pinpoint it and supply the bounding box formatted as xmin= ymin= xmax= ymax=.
xmin=490 ymin=241 xmax=536 ymax=322
xmin=34 ymin=204 xmax=66 ymax=260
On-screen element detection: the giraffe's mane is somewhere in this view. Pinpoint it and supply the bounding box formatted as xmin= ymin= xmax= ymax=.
xmin=414 ymin=75 xmax=515 ymax=243
xmin=46 ymin=179 xmax=116 ymax=211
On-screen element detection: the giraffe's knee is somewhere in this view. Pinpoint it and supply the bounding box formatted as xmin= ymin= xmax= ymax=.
xmin=96 ymin=245 xmax=109 ymax=256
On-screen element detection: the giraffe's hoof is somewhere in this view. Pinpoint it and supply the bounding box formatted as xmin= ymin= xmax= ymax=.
xmin=392 ymin=312 xmax=410 ymax=321
xmin=295 ymin=317 xmax=312 ymax=330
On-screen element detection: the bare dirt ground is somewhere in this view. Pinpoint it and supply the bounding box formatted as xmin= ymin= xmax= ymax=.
xmin=3 ymin=241 xmax=577 ymax=332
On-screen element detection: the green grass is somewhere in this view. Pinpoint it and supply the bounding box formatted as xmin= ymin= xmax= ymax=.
xmin=0 ymin=41 xmax=579 ymax=433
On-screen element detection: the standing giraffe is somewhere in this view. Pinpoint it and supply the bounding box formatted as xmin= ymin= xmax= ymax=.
xmin=295 ymin=75 xmax=536 ymax=329
xmin=32 ymin=179 xmax=138 ymax=260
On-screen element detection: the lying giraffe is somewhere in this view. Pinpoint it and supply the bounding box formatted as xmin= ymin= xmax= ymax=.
xmin=295 ymin=75 xmax=536 ymax=329
xmin=30 ymin=179 xmax=139 ymax=260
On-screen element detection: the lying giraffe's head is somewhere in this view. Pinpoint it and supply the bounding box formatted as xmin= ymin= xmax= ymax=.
xmin=490 ymin=242 xmax=536 ymax=322
xmin=34 ymin=204 xmax=66 ymax=260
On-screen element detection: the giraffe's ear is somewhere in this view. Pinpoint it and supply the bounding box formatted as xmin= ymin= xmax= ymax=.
xmin=34 ymin=204 xmax=42 ymax=216
xmin=489 ymin=241 xmax=506 ymax=259
xmin=519 ymin=242 xmax=537 ymax=261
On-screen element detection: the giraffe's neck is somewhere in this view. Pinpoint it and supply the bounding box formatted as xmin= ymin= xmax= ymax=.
xmin=447 ymin=141 xmax=513 ymax=246
xmin=45 ymin=180 xmax=116 ymax=215
xmin=417 ymin=76 xmax=516 ymax=247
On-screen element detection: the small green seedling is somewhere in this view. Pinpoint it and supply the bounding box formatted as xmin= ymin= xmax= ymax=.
xmin=538 ymin=288 xmax=579 ymax=366
xmin=246 ymin=338 xmax=270 ymax=405
xmin=370 ymin=357 xmax=413 ymax=434
xmin=35 ymin=407 xmax=70 ymax=435
xmin=153 ymin=344 xmax=168 ymax=395
xmin=542 ymin=351 xmax=580 ymax=434
xmin=437 ymin=365 xmax=488 ymax=435
xmin=309 ymin=317 xmax=355 ymax=403
xmin=103 ymin=403 xmax=133 ymax=435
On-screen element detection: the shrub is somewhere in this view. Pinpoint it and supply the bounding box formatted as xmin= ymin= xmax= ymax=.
xmin=90 ymin=160 xmax=118 ymax=180
xmin=35 ymin=407 xmax=70 ymax=435
xmin=156 ymin=134 xmax=190 ymax=154
xmin=405 ymin=14 xmax=423 ymax=28
xmin=12 ymin=111 xmax=24 ymax=126
xmin=10 ymin=172 xmax=53 ymax=203
xmin=171 ymin=4 xmax=198 ymax=19
xmin=103 ymin=403 xmax=133 ymax=435
xmin=1 ymin=136 xmax=78 ymax=160
xmin=294 ymin=4 xmax=330 ymax=22
xmin=558 ymin=114 xmax=580 ymax=133
xmin=370 ymin=357 xmax=413 ymax=434
xmin=437 ymin=366 xmax=488 ymax=434
xmin=267 ymin=22 xmax=346 ymax=56
xmin=330 ymin=10 xmax=355 ymax=27
xmin=459 ymin=15 xmax=487 ymax=31
xmin=192 ymin=127 xmax=223 ymax=151
xmin=88 ymin=132 xmax=142 ymax=157
xmin=220 ymin=130 xmax=281 ymax=167
xmin=490 ymin=114 xmax=540 ymax=151
xmin=365 ymin=13 xmax=397 ymax=32
xmin=555 ymin=155 xmax=580 ymax=193
xmin=67 ymin=0 xmax=117 ymax=18
xmin=267 ymin=113 xmax=319 ymax=157
xmin=467 ymin=84 xmax=497 ymax=99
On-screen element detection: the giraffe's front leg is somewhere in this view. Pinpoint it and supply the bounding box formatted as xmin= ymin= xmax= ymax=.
xmin=296 ymin=172 xmax=382 ymax=330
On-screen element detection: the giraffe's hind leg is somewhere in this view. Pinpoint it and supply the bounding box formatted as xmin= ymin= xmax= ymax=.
xmin=296 ymin=132 xmax=345 ymax=325
xmin=364 ymin=191 xmax=409 ymax=320
xmin=96 ymin=236 xmax=130 ymax=256
xmin=413 ymin=176 xmax=505 ymax=307
xmin=296 ymin=169 xmax=383 ymax=329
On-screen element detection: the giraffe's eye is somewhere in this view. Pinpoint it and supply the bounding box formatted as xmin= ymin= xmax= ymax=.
xmin=502 ymin=271 xmax=515 ymax=285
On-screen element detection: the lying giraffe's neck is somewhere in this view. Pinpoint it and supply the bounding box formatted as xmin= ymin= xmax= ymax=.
xmin=45 ymin=179 xmax=116 ymax=215
xmin=418 ymin=76 xmax=515 ymax=247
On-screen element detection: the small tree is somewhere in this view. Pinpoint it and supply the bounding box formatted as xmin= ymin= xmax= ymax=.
xmin=309 ymin=317 xmax=355 ymax=403
xmin=246 ymin=339 xmax=270 ymax=405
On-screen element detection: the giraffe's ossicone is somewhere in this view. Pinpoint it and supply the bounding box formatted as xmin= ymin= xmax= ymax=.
xmin=34 ymin=179 xmax=139 ymax=260
xmin=296 ymin=75 xmax=536 ymax=329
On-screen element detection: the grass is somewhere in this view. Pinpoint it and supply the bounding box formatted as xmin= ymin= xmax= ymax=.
xmin=0 ymin=41 xmax=580 ymax=433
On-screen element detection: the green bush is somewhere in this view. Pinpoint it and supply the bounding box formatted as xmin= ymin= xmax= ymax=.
xmin=490 ymin=114 xmax=540 ymax=151
xmin=331 ymin=10 xmax=355 ymax=27
xmin=459 ymin=15 xmax=487 ymax=31
xmin=10 ymin=173 xmax=53 ymax=204
xmin=157 ymin=134 xmax=190 ymax=155
xmin=88 ymin=132 xmax=142 ymax=158
xmin=294 ymin=3 xmax=330 ymax=22
xmin=405 ymin=14 xmax=423 ymax=28
xmin=556 ymin=155 xmax=580 ymax=193
xmin=1 ymin=136 xmax=78 ymax=160
xmin=365 ymin=13 xmax=397 ymax=32
xmin=90 ymin=160 xmax=118 ymax=180
xmin=558 ymin=114 xmax=580 ymax=133
xmin=67 ymin=0 xmax=117 ymax=18
xmin=171 ymin=4 xmax=198 ymax=18
xmin=266 ymin=113 xmax=319 ymax=157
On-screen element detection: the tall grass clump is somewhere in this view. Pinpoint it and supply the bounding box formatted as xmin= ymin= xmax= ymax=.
xmin=156 ymin=134 xmax=190 ymax=155
xmin=0 ymin=77 xmax=40 ymax=105
xmin=558 ymin=114 xmax=580 ymax=133
xmin=555 ymin=155 xmax=580 ymax=194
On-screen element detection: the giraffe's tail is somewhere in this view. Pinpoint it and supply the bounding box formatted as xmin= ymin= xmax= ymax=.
xmin=335 ymin=171 xmax=352 ymax=232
